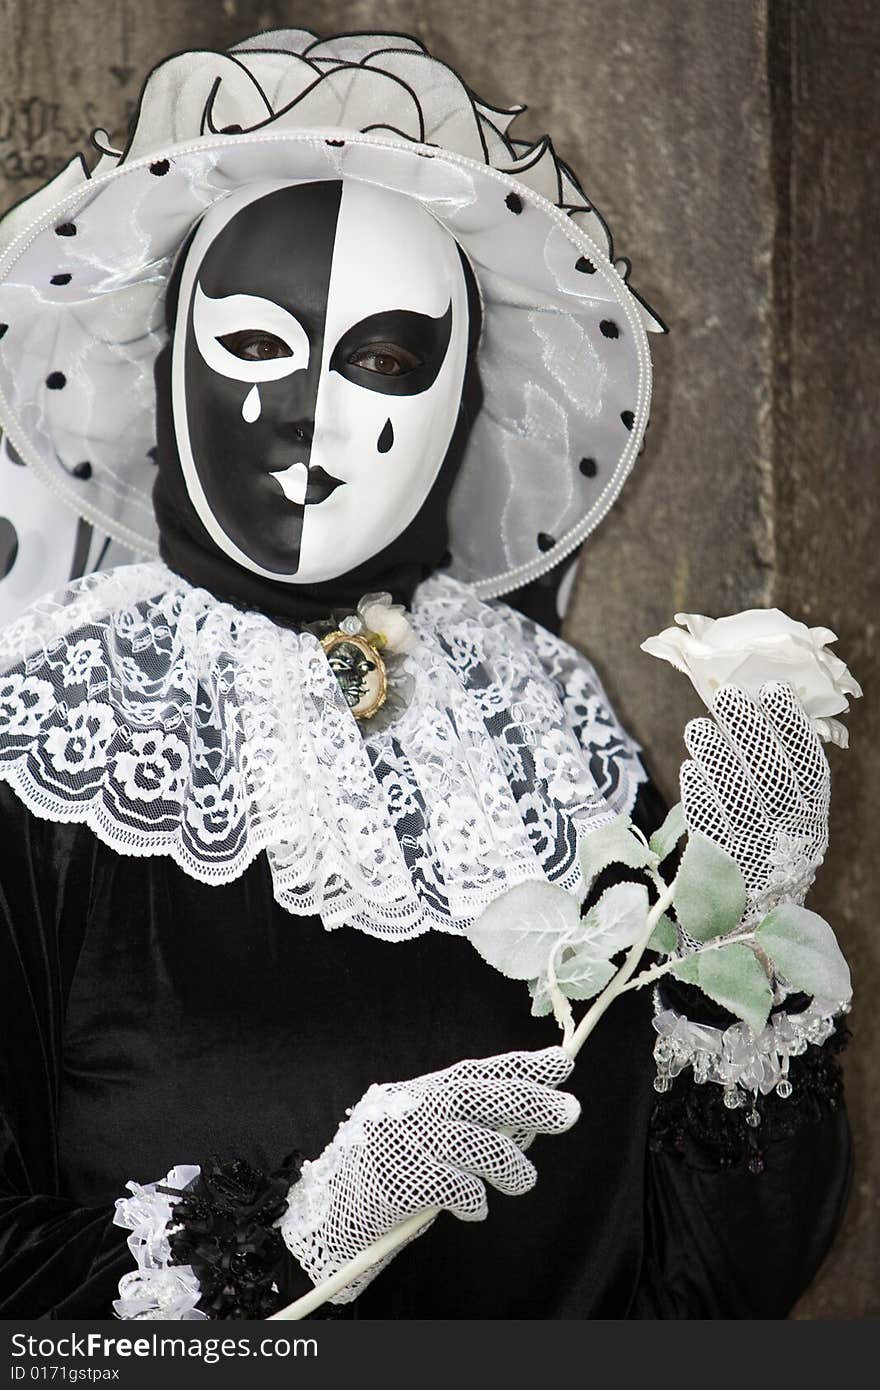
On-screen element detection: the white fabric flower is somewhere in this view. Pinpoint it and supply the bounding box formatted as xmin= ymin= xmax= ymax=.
xmin=62 ymin=638 xmax=105 ymax=687
xmin=44 ymin=701 xmax=117 ymax=773
xmin=112 ymin=730 xmax=190 ymax=803
xmin=357 ymin=593 xmax=418 ymax=655
xmin=0 ymin=674 xmax=55 ymax=738
xmin=642 ymin=609 xmax=862 ymax=747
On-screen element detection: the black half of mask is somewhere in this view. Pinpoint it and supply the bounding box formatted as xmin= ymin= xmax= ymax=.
xmin=152 ymin=186 xmax=483 ymax=626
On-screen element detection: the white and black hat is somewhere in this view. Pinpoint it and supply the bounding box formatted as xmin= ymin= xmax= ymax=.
xmin=0 ymin=28 xmax=664 ymax=600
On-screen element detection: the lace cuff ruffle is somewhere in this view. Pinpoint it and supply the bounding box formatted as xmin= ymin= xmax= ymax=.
xmin=113 ymin=1165 xmax=206 ymax=1320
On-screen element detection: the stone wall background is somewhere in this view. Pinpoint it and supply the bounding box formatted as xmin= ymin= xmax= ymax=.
xmin=0 ymin=0 xmax=876 ymax=1317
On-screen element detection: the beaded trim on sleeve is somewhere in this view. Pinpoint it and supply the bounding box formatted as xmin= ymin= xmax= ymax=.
xmin=652 ymin=988 xmax=849 ymax=1111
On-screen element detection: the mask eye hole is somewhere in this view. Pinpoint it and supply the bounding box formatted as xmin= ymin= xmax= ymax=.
xmin=191 ymin=285 xmax=309 ymax=382
xmin=217 ymin=330 xmax=293 ymax=363
xmin=346 ymin=343 xmax=422 ymax=377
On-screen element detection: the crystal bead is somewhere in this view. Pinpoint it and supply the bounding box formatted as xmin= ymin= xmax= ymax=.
xmin=748 ymin=1154 xmax=765 ymax=1175
xmin=340 ymin=615 xmax=363 ymax=635
xmin=653 ymin=1075 xmax=671 ymax=1093
xmin=776 ymin=1078 xmax=793 ymax=1099
xmin=723 ymin=1088 xmax=741 ymax=1110
xmin=746 ymin=1108 xmax=761 ymax=1128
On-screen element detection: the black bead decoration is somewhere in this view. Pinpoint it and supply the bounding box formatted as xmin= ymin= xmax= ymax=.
xmin=579 ymin=456 xmax=598 ymax=477
xmin=164 ymin=1156 xmax=303 ymax=1321
xmin=46 ymin=372 xmax=66 ymax=390
xmin=220 ymin=124 xmax=243 ymax=134
xmin=72 ymin=460 xmax=92 ymax=479
xmin=50 ymin=273 xmax=72 ymax=286
xmin=326 ymin=138 xmax=345 ymax=147
xmin=537 ymin=532 xmax=555 ymax=552
xmin=505 ymin=192 xmax=523 ymax=214
xmin=55 ymin=223 xmax=77 ymax=237
xmin=0 ymin=324 xmax=7 ymax=339
xmin=575 ymin=256 xmax=595 ymax=274
xmin=620 ymin=410 xmax=635 ymax=431
xmin=599 ymin=320 xmax=620 ymax=339
xmin=149 ymin=159 xmax=170 ymax=176
xmin=147 ymin=446 xmax=158 ymax=462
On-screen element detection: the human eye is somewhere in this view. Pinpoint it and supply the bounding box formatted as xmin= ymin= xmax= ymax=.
xmin=346 ymin=343 xmax=423 ymax=376
xmin=216 ymin=330 xmax=293 ymax=362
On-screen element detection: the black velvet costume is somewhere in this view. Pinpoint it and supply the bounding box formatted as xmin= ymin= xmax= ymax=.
xmin=0 ymin=571 xmax=852 ymax=1319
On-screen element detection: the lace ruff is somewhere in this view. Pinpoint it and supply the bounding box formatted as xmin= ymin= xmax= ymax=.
xmin=0 ymin=564 xmax=644 ymax=939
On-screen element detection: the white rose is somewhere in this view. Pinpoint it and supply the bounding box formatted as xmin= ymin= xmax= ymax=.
xmin=357 ymin=594 xmax=418 ymax=655
xmin=641 ymin=609 xmax=862 ymax=747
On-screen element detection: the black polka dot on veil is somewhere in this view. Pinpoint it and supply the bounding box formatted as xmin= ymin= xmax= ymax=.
xmin=0 ymin=517 xmax=19 ymax=579
xmin=505 ymin=192 xmax=523 ymax=214
xmin=46 ymin=372 xmax=66 ymax=390
xmin=537 ymin=532 xmax=555 ymax=552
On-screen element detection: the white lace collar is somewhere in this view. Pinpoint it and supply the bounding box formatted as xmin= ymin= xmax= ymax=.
xmin=0 ymin=564 xmax=645 ymax=939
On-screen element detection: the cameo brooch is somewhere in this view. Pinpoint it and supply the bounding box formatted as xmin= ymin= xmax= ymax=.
xmin=310 ymin=593 xmax=417 ymax=726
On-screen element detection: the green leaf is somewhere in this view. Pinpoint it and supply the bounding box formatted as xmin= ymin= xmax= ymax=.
xmin=672 ymin=943 xmax=772 ymax=1035
xmin=529 ymin=949 xmax=616 ymax=1016
xmin=649 ymin=801 xmax=686 ymax=862
xmin=579 ymin=814 xmax=658 ymax=888
xmin=673 ymin=833 xmax=747 ymax=943
xmin=756 ymin=904 xmax=852 ymax=1003
xmin=469 ymin=880 xmax=581 ymax=981
xmin=582 ymin=881 xmax=650 ymax=956
xmin=648 ymin=913 xmax=678 ymax=955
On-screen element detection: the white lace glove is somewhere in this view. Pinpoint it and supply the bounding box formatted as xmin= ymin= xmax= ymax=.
xmin=279 ymin=1046 xmax=579 ymax=1303
xmin=680 ymin=680 xmax=830 ymax=929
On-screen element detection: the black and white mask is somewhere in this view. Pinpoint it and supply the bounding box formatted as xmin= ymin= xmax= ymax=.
xmin=171 ymin=179 xmax=470 ymax=584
